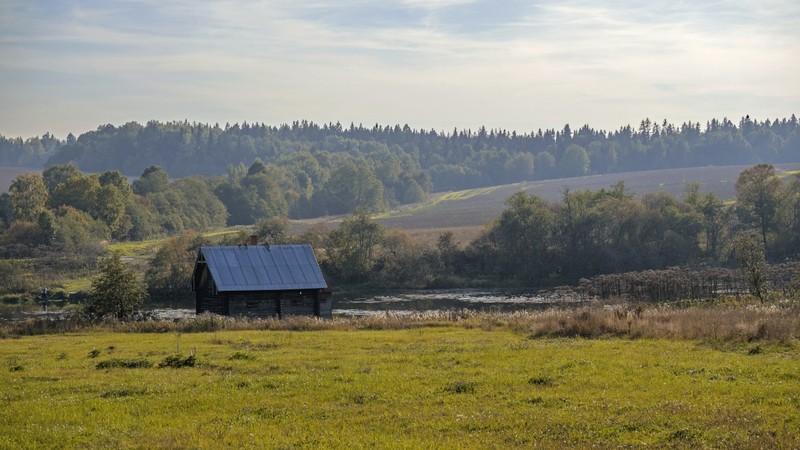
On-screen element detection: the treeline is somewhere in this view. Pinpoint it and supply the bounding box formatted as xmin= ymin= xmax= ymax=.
xmin=0 ymin=150 xmax=424 ymax=249
xmin=144 ymin=164 xmax=798 ymax=295
xmin=279 ymin=164 xmax=799 ymax=289
xmin=0 ymin=164 xmax=227 ymax=251
xmin=2 ymin=165 xmax=799 ymax=299
xmin=3 ymin=115 xmax=799 ymax=197
xmin=0 ymin=132 xmax=62 ymax=167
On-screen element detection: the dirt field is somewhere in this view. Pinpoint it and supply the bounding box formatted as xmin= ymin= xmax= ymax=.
xmin=0 ymin=167 xmax=39 ymax=193
xmin=374 ymin=163 xmax=800 ymax=243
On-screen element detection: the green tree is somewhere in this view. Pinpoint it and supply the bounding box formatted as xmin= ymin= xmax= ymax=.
xmin=42 ymin=163 xmax=81 ymax=196
xmin=171 ymin=176 xmax=228 ymax=230
xmin=146 ymin=231 xmax=208 ymax=299
xmin=534 ymin=152 xmax=556 ymax=179
xmin=247 ymin=158 xmax=268 ymax=176
xmin=776 ymin=175 xmax=800 ymax=257
xmin=733 ymin=232 xmax=768 ymax=302
xmin=323 ymin=161 xmax=386 ymax=214
xmin=241 ymin=173 xmax=288 ymax=220
xmin=124 ymin=198 xmax=161 ymax=241
xmin=559 ymin=144 xmax=590 ymax=177
xmin=84 ymin=252 xmax=147 ymax=320
xmin=0 ymin=260 xmax=35 ymax=293
xmin=37 ymin=210 xmax=56 ymax=245
xmin=556 ymin=188 xmax=599 ymax=277
xmin=9 ymin=173 xmax=48 ymax=222
xmin=436 ymin=231 xmax=458 ymax=276
xmin=735 ymin=164 xmax=783 ymax=253
xmin=0 ymin=193 xmax=13 ymax=231
xmin=486 ymin=192 xmax=554 ymax=281
xmin=53 ymin=206 xmax=109 ymax=247
xmin=132 ymin=166 xmax=169 ymax=196
xmin=640 ymin=192 xmax=702 ymax=267
xmin=504 ymin=152 xmax=534 ymax=182
xmin=215 ymin=172 xmax=287 ymax=226
xmin=374 ymin=230 xmax=437 ymax=288
xmin=93 ymin=184 xmax=127 ymax=235
xmin=50 ymin=173 xmax=99 ymax=212
xmin=323 ymin=210 xmax=384 ymax=282
xmin=684 ymin=183 xmax=726 ymax=259
xmin=99 ymin=170 xmax=132 ymax=201
xmin=255 ymin=216 xmax=290 ymax=244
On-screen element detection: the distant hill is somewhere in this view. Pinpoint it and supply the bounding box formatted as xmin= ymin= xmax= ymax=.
xmin=39 ymin=116 xmax=800 ymax=191
xmin=347 ymin=163 xmax=800 ymax=243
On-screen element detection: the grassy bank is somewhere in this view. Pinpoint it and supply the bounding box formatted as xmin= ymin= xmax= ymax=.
xmin=2 ymin=324 xmax=799 ymax=448
xmin=3 ymin=300 xmax=799 ymax=343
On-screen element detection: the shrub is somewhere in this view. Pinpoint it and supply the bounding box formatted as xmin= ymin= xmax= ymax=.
xmin=229 ymin=352 xmax=255 ymax=361
xmin=84 ymin=252 xmax=146 ymax=320
xmin=95 ymin=358 xmax=152 ymax=369
xmin=444 ymin=380 xmax=476 ymax=394
xmin=528 ymin=376 xmax=554 ymax=386
xmin=159 ymin=354 xmax=196 ymax=368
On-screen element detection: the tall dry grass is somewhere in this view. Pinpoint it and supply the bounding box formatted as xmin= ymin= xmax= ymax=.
xmin=507 ymin=302 xmax=800 ymax=343
xmin=2 ymin=300 xmax=799 ymax=343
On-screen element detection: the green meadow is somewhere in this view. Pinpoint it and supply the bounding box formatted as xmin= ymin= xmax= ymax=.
xmin=2 ymin=327 xmax=798 ymax=448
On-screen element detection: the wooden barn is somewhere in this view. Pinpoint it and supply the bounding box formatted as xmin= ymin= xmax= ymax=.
xmin=191 ymin=243 xmax=332 ymax=319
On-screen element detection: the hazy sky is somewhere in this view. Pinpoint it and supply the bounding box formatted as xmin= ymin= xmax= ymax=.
xmin=1 ymin=0 xmax=798 ymax=138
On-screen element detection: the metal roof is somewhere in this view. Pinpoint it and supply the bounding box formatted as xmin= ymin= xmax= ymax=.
xmin=197 ymin=245 xmax=327 ymax=292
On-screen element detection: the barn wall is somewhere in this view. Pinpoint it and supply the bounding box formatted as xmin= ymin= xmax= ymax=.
xmin=317 ymin=290 xmax=332 ymax=319
xmin=194 ymin=272 xmax=332 ymax=319
xmin=279 ymin=293 xmax=317 ymax=317
xmin=196 ymin=272 xmax=225 ymax=315
xmin=197 ymin=296 xmax=225 ymax=315
xmin=227 ymin=293 xmax=280 ymax=318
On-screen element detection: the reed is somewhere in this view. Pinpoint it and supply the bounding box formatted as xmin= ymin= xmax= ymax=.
xmin=3 ymin=298 xmax=798 ymax=343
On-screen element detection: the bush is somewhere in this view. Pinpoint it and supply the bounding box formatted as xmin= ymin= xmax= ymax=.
xmin=158 ymin=354 xmax=196 ymax=368
xmin=95 ymin=358 xmax=152 ymax=369
xmin=0 ymin=260 xmax=35 ymax=294
xmin=444 ymin=380 xmax=476 ymax=394
xmin=84 ymin=252 xmax=146 ymax=320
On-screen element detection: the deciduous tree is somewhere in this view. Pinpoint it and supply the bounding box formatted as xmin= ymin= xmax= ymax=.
xmin=85 ymin=252 xmax=147 ymax=320
xmin=146 ymin=231 xmax=208 ymax=299
xmin=323 ymin=210 xmax=384 ymax=282
xmin=735 ymin=164 xmax=782 ymax=252
xmin=9 ymin=173 xmax=48 ymax=222
xmin=733 ymin=232 xmax=768 ymax=302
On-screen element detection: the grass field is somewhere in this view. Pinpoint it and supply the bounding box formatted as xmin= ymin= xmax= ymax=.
xmin=1 ymin=325 xmax=798 ymax=448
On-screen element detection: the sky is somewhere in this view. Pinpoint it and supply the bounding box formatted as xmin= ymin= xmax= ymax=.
xmin=1 ymin=0 xmax=798 ymax=139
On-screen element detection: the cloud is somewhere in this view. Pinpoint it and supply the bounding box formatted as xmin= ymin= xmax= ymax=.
xmin=0 ymin=0 xmax=798 ymax=138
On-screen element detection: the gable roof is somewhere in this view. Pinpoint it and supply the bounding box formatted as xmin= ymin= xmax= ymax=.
xmin=195 ymin=244 xmax=327 ymax=292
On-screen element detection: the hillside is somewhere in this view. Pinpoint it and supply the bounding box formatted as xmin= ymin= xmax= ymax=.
xmin=362 ymin=163 xmax=800 ymax=242
xmin=5 ymin=162 xmax=799 ymax=245
xmin=4 ymin=116 xmax=799 ymax=226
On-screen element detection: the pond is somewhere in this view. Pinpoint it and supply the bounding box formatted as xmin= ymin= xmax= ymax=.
xmin=332 ymin=289 xmax=586 ymax=316
xmin=1 ymin=289 xmax=587 ymax=322
xmin=150 ymin=289 xmax=587 ymax=319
